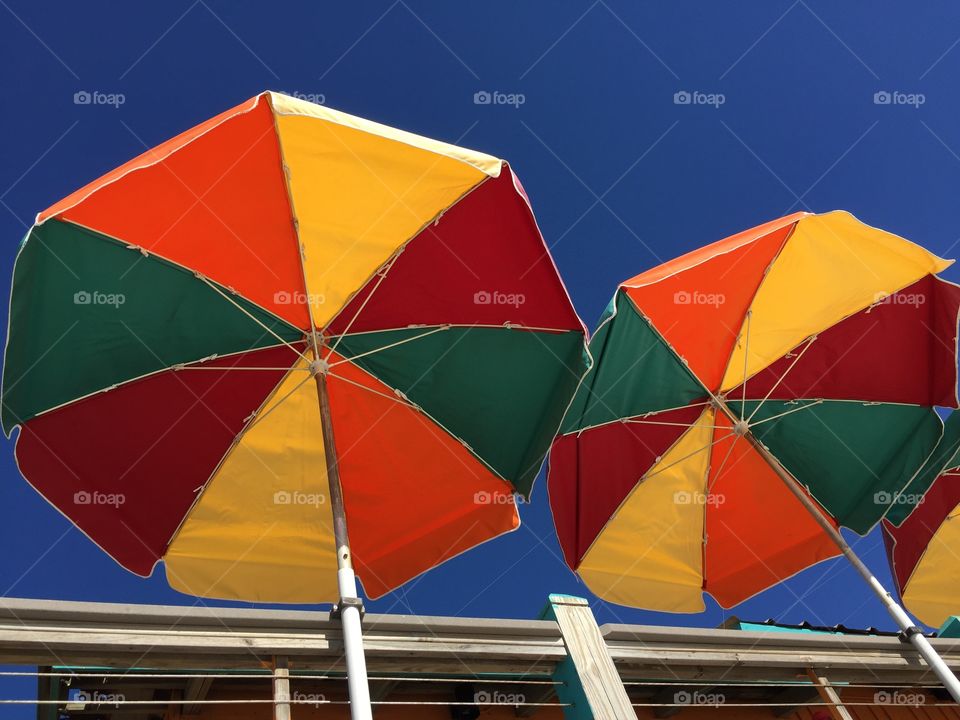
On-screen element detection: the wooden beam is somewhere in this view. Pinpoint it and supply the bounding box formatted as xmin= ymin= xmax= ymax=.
xmin=544 ymin=595 xmax=638 ymax=720
xmin=273 ymin=656 xmax=291 ymax=720
xmin=805 ymin=669 xmax=853 ymax=720
xmin=1 ymin=596 xmax=960 ymax=693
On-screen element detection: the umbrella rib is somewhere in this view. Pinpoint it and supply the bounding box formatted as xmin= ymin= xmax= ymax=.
xmin=327 ymin=325 xmax=452 ymax=367
xmin=173 ymin=366 xmax=311 ymax=372
xmin=745 ymin=335 xmax=818 ymax=424
xmin=740 ymin=309 xmax=752 ymax=416
xmin=749 ymin=398 xmax=824 ymax=427
xmin=706 ymin=433 xmax=740 ymax=495
xmin=623 ymin=418 xmax=724 ymax=429
xmin=323 ymin=253 xmax=401 ymax=361
xmin=238 ymin=371 xmax=315 ymax=434
xmin=637 ymin=430 xmax=736 ymax=485
xmin=197 ymin=276 xmax=310 ymax=361
xmin=573 ymin=401 xmax=712 ymax=436
xmin=324 ymin=369 xmax=419 ymax=409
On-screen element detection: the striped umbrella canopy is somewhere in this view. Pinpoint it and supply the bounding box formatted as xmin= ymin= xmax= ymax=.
xmin=883 ymin=411 xmax=960 ymax=627
xmin=548 ymin=211 xmax=960 ymax=613
xmin=1 ymin=91 xmax=588 ymax=603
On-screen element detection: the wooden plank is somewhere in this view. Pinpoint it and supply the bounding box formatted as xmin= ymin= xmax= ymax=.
xmin=545 ymin=595 xmax=638 ymax=720
xmin=805 ymin=669 xmax=854 ymax=720
xmin=273 ymin=656 xmax=291 ymax=720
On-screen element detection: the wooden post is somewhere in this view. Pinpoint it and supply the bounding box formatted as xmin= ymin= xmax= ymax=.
xmin=805 ymin=669 xmax=854 ymax=720
xmin=274 ymin=656 xmax=292 ymax=720
xmin=542 ymin=594 xmax=638 ymax=720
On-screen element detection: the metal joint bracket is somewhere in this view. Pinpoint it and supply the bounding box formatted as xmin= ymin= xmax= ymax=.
xmin=898 ymin=625 xmax=925 ymax=643
xmin=330 ymin=597 xmax=365 ymax=621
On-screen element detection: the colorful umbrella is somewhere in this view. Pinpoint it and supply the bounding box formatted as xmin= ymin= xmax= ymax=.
xmin=883 ymin=411 xmax=960 ymax=628
xmin=1 ymin=91 xmax=589 ymax=719
xmin=548 ymin=210 xmax=960 ymax=699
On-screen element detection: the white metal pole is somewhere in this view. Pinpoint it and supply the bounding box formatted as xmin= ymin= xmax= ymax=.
xmin=314 ymin=361 xmax=374 ymax=720
xmin=740 ymin=428 xmax=960 ymax=703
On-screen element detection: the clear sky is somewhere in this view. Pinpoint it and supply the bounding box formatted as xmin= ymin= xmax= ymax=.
xmin=1 ymin=3 xmax=959 ymax=709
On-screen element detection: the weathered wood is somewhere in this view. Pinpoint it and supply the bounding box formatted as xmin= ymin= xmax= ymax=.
xmin=273 ymin=656 xmax=291 ymax=720
xmin=805 ymin=669 xmax=854 ymax=720
xmin=545 ymin=595 xmax=637 ymax=720
xmin=3 ymin=595 xmax=960 ymax=699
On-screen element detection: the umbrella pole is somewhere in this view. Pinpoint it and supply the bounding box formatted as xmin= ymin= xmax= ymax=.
xmin=314 ymin=364 xmax=374 ymax=720
xmin=746 ymin=434 xmax=960 ymax=703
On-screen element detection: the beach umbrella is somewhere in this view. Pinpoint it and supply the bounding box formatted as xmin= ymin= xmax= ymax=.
xmin=883 ymin=411 xmax=960 ymax=628
xmin=548 ymin=211 xmax=960 ymax=700
xmin=1 ymin=91 xmax=589 ymax=719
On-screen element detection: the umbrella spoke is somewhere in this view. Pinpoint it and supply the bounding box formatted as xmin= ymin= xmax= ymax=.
xmin=745 ymin=335 xmax=818 ymax=424
xmin=323 ymin=253 xmax=402 ymax=361
xmin=325 ymin=369 xmax=419 ymax=409
xmin=327 ymin=325 xmax=452 ymax=368
xmin=197 ymin=276 xmax=311 ymax=362
xmin=624 ymin=418 xmax=724 ymax=429
xmin=240 ymin=370 xmax=315 ymax=434
xmin=636 ymin=429 xmax=735 ymax=485
xmin=748 ymin=398 xmax=824 ymax=427
xmin=175 ymin=366 xmax=311 ymax=372
xmin=706 ymin=433 xmax=740 ymax=494
xmin=740 ymin=309 xmax=752 ymax=417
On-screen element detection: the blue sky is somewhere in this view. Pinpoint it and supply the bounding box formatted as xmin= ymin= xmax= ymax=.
xmin=2 ymin=3 xmax=960 ymax=705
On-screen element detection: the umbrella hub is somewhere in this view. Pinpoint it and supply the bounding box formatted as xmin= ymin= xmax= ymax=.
xmin=732 ymin=419 xmax=750 ymax=436
xmin=309 ymin=357 xmax=330 ymax=376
